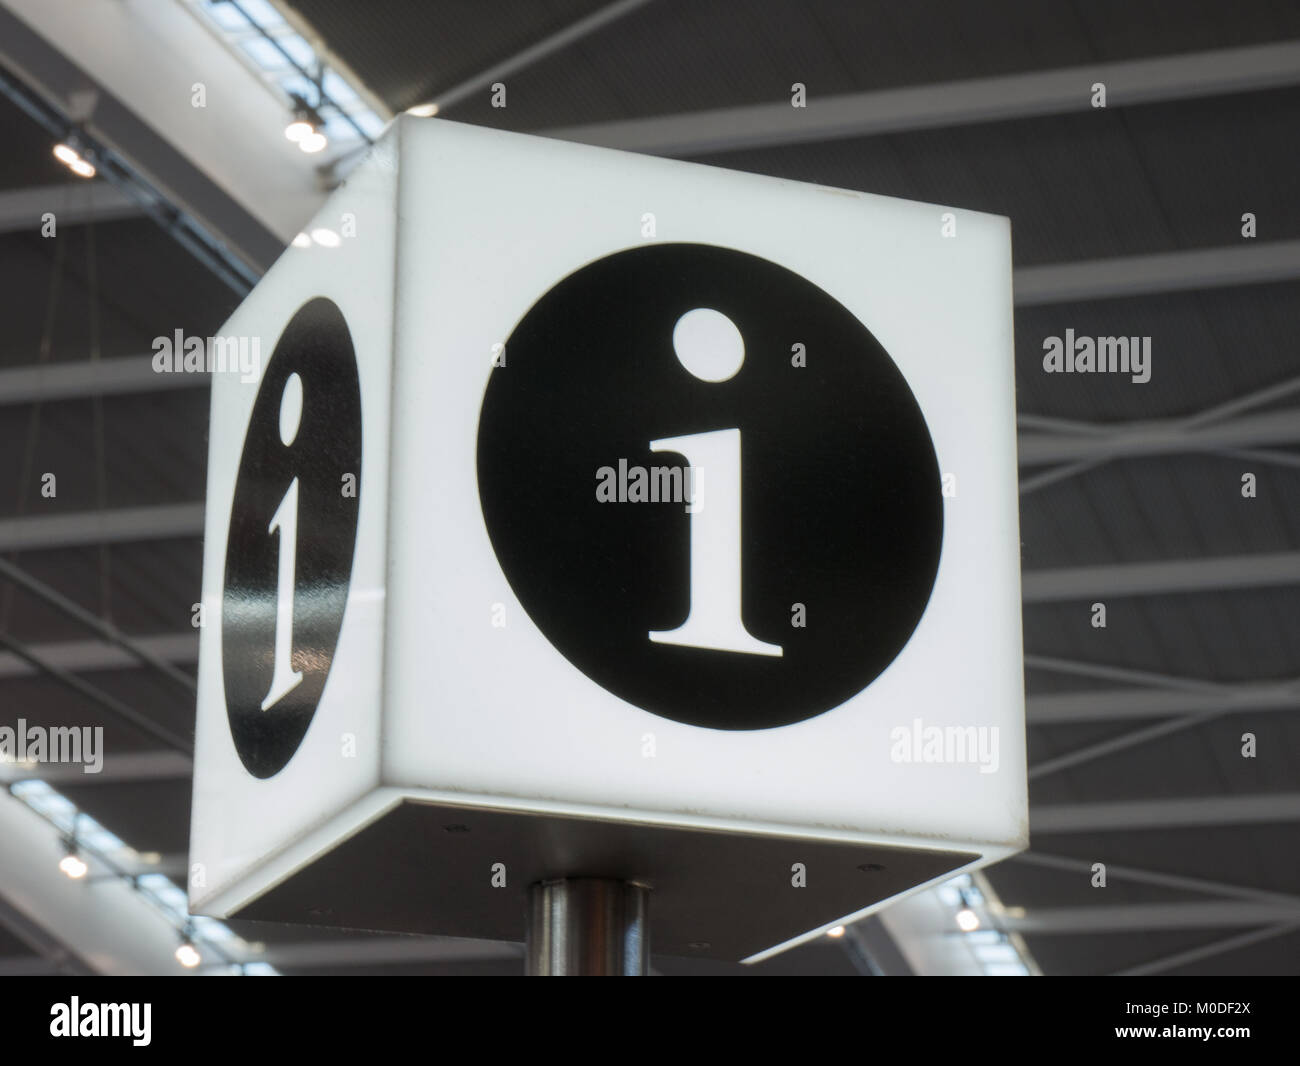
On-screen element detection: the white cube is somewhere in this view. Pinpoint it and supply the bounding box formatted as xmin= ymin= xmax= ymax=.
xmin=190 ymin=117 xmax=1024 ymax=962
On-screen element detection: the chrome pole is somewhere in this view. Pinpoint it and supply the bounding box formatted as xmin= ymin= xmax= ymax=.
xmin=526 ymin=877 xmax=649 ymax=975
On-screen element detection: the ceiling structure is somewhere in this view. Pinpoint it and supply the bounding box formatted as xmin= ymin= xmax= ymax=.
xmin=0 ymin=0 xmax=1297 ymax=976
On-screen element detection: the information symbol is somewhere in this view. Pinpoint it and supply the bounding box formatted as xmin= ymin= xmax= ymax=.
xmin=223 ymin=298 xmax=362 ymax=778
xmin=477 ymin=243 xmax=943 ymax=731
xmin=648 ymin=308 xmax=782 ymax=658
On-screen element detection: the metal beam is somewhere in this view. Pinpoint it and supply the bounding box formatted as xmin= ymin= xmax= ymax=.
xmin=1015 ymin=239 xmax=1300 ymax=306
xmin=1032 ymin=793 xmax=1300 ymax=834
xmin=1026 ymin=655 xmax=1229 ymax=694
xmin=0 ymin=182 xmax=145 ymax=235
xmin=0 ymin=355 xmax=202 ymax=406
xmin=1011 ymin=851 xmax=1300 ymax=910
xmin=1018 ymin=406 xmax=1300 ymax=466
xmin=1022 ymin=552 xmax=1300 ymax=603
xmin=0 ymin=893 xmax=90 ymax=975
xmin=1004 ymin=901 xmax=1300 ymax=934
xmin=1031 ymin=711 xmax=1230 ymax=780
xmin=0 ymin=632 xmax=198 ymax=681
xmin=0 ymin=750 xmax=192 ymax=786
xmin=1028 ymin=680 xmax=1300 ymax=724
xmin=0 ymin=556 xmax=198 ymax=694
xmin=543 ymin=41 xmax=1300 ymax=156
xmin=251 ymin=936 xmax=523 ymax=969
xmin=418 ymin=0 xmax=654 ymax=115
xmin=0 ymin=632 xmax=192 ymax=754
xmin=0 ymin=502 xmax=204 ymax=551
xmin=1029 ymin=678 xmax=1300 ymax=780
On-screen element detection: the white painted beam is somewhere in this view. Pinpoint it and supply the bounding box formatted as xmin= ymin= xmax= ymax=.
xmin=1013 ymin=851 xmax=1300 ymax=909
xmin=1015 ymin=239 xmax=1300 ymax=307
xmin=0 ymin=354 xmax=200 ymax=406
xmin=248 ymin=936 xmax=522 ymax=969
xmin=1004 ymin=901 xmax=1300 ymax=933
xmin=0 ymin=502 xmax=204 ymax=551
xmin=1022 ymin=552 xmax=1300 ymax=603
xmin=0 ymin=633 xmax=198 ymax=681
xmin=1028 ymin=681 xmax=1300 ymax=724
xmin=1032 ymin=793 xmax=1300 ymax=833
xmin=0 ymin=750 xmax=192 ymax=785
xmin=1018 ymin=406 xmax=1300 ymax=466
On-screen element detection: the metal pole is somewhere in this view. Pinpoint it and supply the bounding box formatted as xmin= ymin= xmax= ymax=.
xmin=526 ymin=878 xmax=649 ymax=975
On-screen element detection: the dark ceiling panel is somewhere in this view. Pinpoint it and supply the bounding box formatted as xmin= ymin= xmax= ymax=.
xmin=0 ymin=670 xmax=190 ymax=755
xmin=0 ymin=220 xmax=242 ymax=367
xmin=0 ymin=390 xmax=211 ymax=517
xmin=1030 ymin=712 xmax=1296 ymax=804
xmin=1164 ymin=927 xmax=1300 ymax=976
xmin=1024 ymin=927 xmax=1245 ymax=976
xmin=1015 ymin=283 xmax=1300 ymax=421
xmin=1029 ymin=823 xmax=1300 ymax=897
xmin=0 ymin=88 xmax=67 ymax=188
xmin=1023 ymin=588 xmax=1300 ymax=682
xmin=1 ymin=540 xmax=203 ymax=643
xmin=0 ymin=925 xmax=35 ymax=958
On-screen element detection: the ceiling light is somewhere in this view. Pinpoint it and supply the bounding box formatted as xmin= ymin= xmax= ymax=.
xmin=58 ymin=852 xmax=88 ymax=880
xmin=956 ymin=907 xmax=980 ymax=932
xmin=53 ymin=140 xmax=96 ymax=178
xmin=175 ymin=941 xmax=202 ymax=968
xmin=826 ymin=925 xmax=846 ymax=938
xmin=285 ymin=93 xmax=328 ymax=153
xmin=298 ymin=130 xmax=328 ymax=154
xmin=291 ymin=232 xmax=312 ymax=248
xmin=309 ymin=227 xmax=340 ymax=247
xmin=406 ymin=102 xmax=438 ymax=117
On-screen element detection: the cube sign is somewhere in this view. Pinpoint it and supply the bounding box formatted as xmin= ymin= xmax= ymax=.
xmin=190 ymin=117 xmax=1024 ymax=963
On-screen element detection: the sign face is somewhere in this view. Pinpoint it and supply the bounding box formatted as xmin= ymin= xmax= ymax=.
xmin=222 ymin=298 xmax=363 ymax=777
xmin=478 ymin=243 xmax=942 ymax=730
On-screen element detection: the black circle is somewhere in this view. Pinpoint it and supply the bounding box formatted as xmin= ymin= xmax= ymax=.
xmin=223 ymin=297 xmax=362 ymax=778
xmin=476 ymin=243 xmax=941 ymax=730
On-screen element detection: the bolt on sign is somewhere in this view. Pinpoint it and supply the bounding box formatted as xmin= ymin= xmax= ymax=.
xmin=191 ymin=118 xmax=1025 ymax=962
